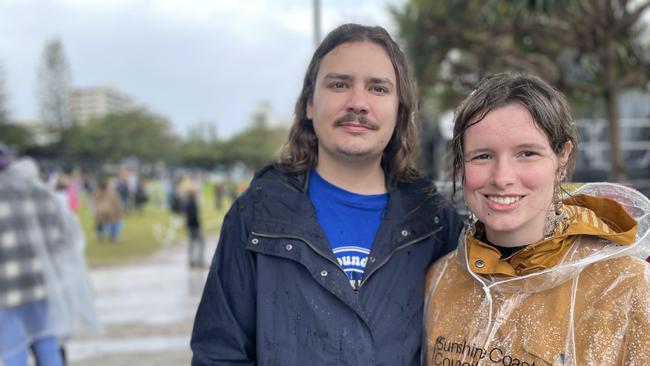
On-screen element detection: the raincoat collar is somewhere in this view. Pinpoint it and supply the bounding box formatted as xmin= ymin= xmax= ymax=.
xmin=466 ymin=188 xmax=639 ymax=278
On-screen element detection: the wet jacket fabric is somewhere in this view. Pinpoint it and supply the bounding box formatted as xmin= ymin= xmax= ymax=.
xmin=423 ymin=183 xmax=650 ymax=366
xmin=191 ymin=165 xmax=463 ymax=366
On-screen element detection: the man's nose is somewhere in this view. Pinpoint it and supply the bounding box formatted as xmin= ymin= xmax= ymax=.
xmin=345 ymin=86 xmax=369 ymax=115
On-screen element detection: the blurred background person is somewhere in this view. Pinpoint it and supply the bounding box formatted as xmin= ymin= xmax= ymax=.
xmin=0 ymin=145 xmax=101 ymax=366
xmin=213 ymin=180 xmax=225 ymax=211
xmin=52 ymin=173 xmax=70 ymax=211
xmin=115 ymin=170 xmax=130 ymax=215
xmin=133 ymin=180 xmax=149 ymax=213
xmin=92 ymin=179 xmax=124 ymax=243
xmin=184 ymin=185 xmax=204 ymax=268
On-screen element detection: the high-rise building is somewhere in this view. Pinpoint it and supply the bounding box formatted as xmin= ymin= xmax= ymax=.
xmin=69 ymin=86 xmax=136 ymax=124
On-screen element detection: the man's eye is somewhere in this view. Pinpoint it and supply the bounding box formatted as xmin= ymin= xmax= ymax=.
xmin=370 ymin=86 xmax=387 ymax=94
xmin=520 ymin=151 xmax=538 ymax=158
xmin=331 ymin=82 xmax=348 ymax=89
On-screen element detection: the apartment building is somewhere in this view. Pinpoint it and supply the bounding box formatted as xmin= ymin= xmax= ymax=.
xmin=69 ymin=86 xmax=135 ymax=124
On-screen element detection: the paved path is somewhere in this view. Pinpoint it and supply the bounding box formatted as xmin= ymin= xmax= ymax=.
xmin=67 ymin=242 xmax=214 ymax=366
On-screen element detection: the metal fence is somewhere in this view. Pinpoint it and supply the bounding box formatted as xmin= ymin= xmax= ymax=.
xmin=574 ymin=118 xmax=650 ymax=196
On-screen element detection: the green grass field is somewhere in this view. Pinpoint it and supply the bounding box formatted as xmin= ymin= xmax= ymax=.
xmin=78 ymin=182 xmax=230 ymax=267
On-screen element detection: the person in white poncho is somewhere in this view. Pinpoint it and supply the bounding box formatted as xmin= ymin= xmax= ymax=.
xmin=0 ymin=150 xmax=100 ymax=366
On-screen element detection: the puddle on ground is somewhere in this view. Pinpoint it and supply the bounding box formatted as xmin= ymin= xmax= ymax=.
xmin=68 ymin=336 xmax=190 ymax=362
xmin=68 ymin=243 xmax=213 ymax=362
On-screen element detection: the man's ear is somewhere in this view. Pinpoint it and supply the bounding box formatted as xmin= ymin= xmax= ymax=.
xmin=306 ymin=100 xmax=313 ymax=120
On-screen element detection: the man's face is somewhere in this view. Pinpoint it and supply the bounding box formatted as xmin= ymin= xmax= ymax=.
xmin=307 ymin=41 xmax=399 ymax=169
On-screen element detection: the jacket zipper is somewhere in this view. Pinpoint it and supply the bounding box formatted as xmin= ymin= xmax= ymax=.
xmin=359 ymin=228 xmax=442 ymax=289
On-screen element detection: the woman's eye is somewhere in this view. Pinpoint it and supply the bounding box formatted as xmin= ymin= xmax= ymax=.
xmin=521 ymin=151 xmax=538 ymax=157
xmin=370 ymin=86 xmax=387 ymax=94
xmin=464 ymin=153 xmax=490 ymax=162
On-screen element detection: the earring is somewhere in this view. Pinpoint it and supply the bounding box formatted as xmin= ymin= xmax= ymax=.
xmin=544 ymin=179 xmax=569 ymax=238
xmin=465 ymin=202 xmax=477 ymax=236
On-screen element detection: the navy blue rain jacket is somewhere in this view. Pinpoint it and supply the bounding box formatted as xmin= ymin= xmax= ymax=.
xmin=191 ymin=165 xmax=463 ymax=365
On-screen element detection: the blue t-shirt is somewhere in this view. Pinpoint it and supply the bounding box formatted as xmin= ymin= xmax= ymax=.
xmin=308 ymin=170 xmax=388 ymax=289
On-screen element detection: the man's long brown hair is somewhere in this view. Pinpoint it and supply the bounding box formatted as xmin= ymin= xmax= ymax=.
xmin=277 ymin=23 xmax=420 ymax=183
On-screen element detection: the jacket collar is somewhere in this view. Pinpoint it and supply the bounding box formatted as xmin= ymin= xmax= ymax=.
xmin=250 ymin=164 xmax=441 ymax=259
xmin=258 ymin=163 xmax=400 ymax=194
xmin=255 ymin=164 xmax=435 ymax=217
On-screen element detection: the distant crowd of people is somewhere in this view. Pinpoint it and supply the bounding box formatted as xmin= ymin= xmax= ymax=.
xmin=0 ymin=144 xmax=248 ymax=365
xmin=0 ymin=147 xmax=247 ymax=365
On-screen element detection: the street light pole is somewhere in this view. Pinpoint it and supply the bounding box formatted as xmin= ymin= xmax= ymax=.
xmin=313 ymin=0 xmax=321 ymax=47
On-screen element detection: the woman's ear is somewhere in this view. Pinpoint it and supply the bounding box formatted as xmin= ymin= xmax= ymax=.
xmin=558 ymin=141 xmax=573 ymax=180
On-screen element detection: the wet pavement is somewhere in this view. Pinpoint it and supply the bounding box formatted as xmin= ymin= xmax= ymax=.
xmin=67 ymin=241 xmax=215 ymax=366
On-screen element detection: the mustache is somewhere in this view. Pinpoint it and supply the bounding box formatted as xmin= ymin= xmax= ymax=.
xmin=333 ymin=112 xmax=379 ymax=130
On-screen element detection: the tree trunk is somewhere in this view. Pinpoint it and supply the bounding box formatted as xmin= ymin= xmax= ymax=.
xmin=603 ymin=42 xmax=626 ymax=182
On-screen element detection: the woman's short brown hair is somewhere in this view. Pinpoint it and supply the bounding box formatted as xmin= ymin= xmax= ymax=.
xmin=451 ymin=72 xmax=578 ymax=193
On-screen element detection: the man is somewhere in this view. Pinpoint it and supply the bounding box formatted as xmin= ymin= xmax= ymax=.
xmin=191 ymin=23 xmax=463 ymax=365
xmin=185 ymin=186 xmax=205 ymax=267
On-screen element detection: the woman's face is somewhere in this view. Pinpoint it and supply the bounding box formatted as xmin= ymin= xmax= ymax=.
xmin=462 ymin=103 xmax=570 ymax=246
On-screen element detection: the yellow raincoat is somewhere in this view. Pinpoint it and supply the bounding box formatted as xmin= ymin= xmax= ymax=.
xmin=423 ymin=183 xmax=650 ymax=366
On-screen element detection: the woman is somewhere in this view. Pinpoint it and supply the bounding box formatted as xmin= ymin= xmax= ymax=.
xmin=423 ymin=73 xmax=649 ymax=365
xmin=92 ymin=179 xmax=124 ymax=242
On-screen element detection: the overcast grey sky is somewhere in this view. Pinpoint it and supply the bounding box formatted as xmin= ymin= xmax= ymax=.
xmin=0 ymin=0 xmax=406 ymax=138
